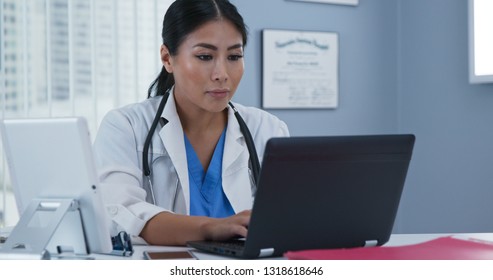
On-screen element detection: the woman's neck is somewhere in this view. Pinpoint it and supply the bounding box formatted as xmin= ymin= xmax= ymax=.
xmin=177 ymin=105 xmax=227 ymax=135
xmin=174 ymin=96 xmax=228 ymax=171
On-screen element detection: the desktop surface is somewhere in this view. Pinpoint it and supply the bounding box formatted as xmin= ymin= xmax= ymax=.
xmin=88 ymin=232 xmax=493 ymax=260
xmin=3 ymin=229 xmax=493 ymax=260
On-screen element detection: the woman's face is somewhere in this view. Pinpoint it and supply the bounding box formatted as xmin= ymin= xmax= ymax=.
xmin=162 ymin=19 xmax=245 ymax=115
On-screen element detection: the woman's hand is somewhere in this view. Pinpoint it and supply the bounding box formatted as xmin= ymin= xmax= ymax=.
xmin=202 ymin=210 xmax=251 ymax=241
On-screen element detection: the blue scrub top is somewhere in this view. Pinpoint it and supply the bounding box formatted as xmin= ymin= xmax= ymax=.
xmin=185 ymin=127 xmax=235 ymax=218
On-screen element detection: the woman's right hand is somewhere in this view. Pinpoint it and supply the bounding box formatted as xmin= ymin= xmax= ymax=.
xmin=201 ymin=210 xmax=251 ymax=241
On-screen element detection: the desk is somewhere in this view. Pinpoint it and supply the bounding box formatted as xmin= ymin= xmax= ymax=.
xmin=92 ymin=232 xmax=493 ymax=260
xmin=3 ymin=232 xmax=493 ymax=260
xmin=3 ymin=233 xmax=492 ymax=280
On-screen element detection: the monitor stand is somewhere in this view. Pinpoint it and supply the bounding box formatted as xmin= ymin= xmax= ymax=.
xmin=0 ymin=198 xmax=88 ymax=260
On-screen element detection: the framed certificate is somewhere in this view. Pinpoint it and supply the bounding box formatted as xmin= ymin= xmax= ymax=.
xmin=287 ymin=0 xmax=358 ymax=6
xmin=262 ymin=29 xmax=339 ymax=109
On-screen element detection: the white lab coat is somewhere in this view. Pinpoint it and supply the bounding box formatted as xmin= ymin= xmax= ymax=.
xmin=93 ymin=91 xmax=289 ymax=236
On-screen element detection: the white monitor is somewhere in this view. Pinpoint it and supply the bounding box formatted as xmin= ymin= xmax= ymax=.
xmin=0 ymin=117 xmax=113 ymax=258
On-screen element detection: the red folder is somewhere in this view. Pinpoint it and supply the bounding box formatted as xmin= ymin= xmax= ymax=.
xmin=284 ymin=236 xmax=493 ymax=260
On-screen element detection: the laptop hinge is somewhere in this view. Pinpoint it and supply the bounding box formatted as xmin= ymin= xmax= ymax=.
xmin=259 ymin=248 xmax=275 ymax=257
xmin=364 ymin=240 xmax=378 ymax=247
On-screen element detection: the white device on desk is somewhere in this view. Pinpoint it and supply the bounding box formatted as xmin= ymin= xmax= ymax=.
xmin=0 ymin=117 xmax=113 ymax=259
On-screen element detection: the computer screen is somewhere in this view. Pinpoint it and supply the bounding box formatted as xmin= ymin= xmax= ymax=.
xmin=0 ymin=117 xmax=113 ymax=257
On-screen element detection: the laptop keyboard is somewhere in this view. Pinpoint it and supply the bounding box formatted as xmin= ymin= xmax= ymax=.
xmin=188 ymin=239 xmax=246 ymax=257
xmin=211 ymin=239 xmax=246 ymax=251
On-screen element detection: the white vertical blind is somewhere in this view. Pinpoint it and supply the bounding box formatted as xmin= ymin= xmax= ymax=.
xmin=0 ymin=0 xmax=173 ymax=228
xmin=22 ymin=0 xmax=28 ymax=116
xmin=67 ymin=0 xmax=75 ymax=115
xmin=90 ymin=0 xmax=97 ymax=129
xmin=0 ymin=0 xmax=5 ymax=229
xmin=46 ymin=0 xmax=53 ymax=116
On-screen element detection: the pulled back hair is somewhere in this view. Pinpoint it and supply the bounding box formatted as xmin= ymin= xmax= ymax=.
xmin=147 ymin=0 xmax=248 ymax=98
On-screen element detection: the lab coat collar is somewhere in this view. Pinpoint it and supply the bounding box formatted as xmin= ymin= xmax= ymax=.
xmin=158 ymin=89 xmax=191 ymax=213
xmin=223 ymin=103 xmax=252 ymax=212
xmin=223 ymin=103 xmax=246 ymax=171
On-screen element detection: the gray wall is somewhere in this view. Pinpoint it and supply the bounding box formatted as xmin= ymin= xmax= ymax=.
xmin=232 ymin=0 xmax=493 ymax=233
xmin=398 ymin=0 xmax=493 ymax=233
xmin=232 ymin=0 xmax=399 ymax=136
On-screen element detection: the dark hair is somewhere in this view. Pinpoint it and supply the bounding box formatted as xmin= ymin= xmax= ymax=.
xmin=147 ymin=0 xmax=248 ymax=98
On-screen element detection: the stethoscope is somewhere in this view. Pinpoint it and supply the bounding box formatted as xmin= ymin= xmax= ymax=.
xmin=142 ymin=89 xmax=260 ymax=205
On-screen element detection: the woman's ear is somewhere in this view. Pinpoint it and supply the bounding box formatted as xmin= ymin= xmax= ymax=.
xmin=161 ymin=44 xmax=173 ymax=73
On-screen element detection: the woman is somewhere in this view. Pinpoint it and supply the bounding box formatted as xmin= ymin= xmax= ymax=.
xmin=93 ymin=0 xmax=289 ymax=246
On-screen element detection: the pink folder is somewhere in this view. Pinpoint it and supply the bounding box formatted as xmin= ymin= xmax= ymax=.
xmin=285 ymin=236 xmax=493 ymax=260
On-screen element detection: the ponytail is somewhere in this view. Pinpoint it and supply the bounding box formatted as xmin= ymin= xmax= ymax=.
xmin=147 ymin=66 xmax=175 ymax=98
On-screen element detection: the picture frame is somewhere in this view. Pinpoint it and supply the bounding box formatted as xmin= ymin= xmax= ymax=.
xmin=262 ymin=29 xmax=339 ymax=109
xmin=287 ymin=0 xmax=359 ymax=6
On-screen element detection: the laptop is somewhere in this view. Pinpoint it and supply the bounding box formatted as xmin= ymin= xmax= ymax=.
xmin=187 ymin=134 xmax=415 ymax=259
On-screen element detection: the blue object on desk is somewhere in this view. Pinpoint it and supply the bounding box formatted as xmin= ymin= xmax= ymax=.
xmin=111 ymin=231 xmax=133 ymax=257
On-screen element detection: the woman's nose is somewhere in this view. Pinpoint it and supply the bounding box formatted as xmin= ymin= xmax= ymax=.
xmin=212 ymin=59 xmax=229 ymax=82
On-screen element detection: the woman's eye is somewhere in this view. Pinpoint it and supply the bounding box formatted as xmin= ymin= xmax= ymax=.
xmin=196 ymin=54 xmax=212 ymax=61
xmin=229 ymin=55 xmax=243 ymax=61
xmin=196 ymin=55 xmax=213 ymax=61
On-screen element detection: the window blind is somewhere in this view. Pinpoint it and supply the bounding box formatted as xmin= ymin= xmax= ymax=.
xmin=0 ymin=0 xmax=172 ymax=228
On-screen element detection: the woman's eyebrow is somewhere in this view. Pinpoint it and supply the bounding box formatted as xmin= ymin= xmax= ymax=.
xmin=227 ymin=43 xmax=243 ymax=50
xmin=193 ymin=43 xmax=243 ymax=51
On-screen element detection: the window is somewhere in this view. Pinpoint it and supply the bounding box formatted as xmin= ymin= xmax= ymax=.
xmin=0 ymin=0 xmax=173 ymax=228
xmin=469 ymin=0 xmax=493 ymax=83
